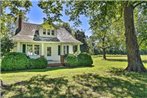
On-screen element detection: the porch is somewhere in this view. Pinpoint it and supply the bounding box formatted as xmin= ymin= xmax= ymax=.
xmin=14 ymin=41 xmax=81 ymax=64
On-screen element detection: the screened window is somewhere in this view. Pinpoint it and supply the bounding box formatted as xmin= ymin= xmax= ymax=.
xmin=27 ymin=45 xmax=33 ymax=55
xmin=73 ymin=45 xmax=78 ymax=53
xmin=64 ymin=45 xmax=69 ymax=55
xmin=47 ymin=47 xmax=51 ymax=56
xmin=34 ymin=45 xmax=40 ymax=55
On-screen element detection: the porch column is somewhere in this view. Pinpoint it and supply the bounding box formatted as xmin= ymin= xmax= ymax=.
xmin=69 ymin=45 xmax=73 ymax=54
xmin=17 ymin=42 xmax=21 ymax=52
xmin=77 ymin=44 xmax=81 ymax=54
xmin=41 ymin=43 xmax=44 ymax=56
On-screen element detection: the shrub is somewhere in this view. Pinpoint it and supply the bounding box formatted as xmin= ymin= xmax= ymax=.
xmin=64 ymin=54 xmax=79 ymax=67
xmin=29 ymin=57 xmax=48 ymax=69
xmin=77 ymin=53 xmax=93 ymax=66
xmin=64 ymin=53 xmax=93 ymax=67
xmin=1 ymin=52 xmax=29 ymax=71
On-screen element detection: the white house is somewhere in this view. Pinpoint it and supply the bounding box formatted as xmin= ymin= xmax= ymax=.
xmin=12 ymin=15 xmax=82 ymax=64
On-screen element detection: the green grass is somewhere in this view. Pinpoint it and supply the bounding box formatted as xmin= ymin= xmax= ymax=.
xmin=1 ymin=55 xmax=147 ymax=98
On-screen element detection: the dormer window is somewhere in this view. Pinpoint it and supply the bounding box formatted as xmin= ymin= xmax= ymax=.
xmin=47 ymin=30 xmax=50 ymax=35
xmin=52 ymin=30 xmax=54 ymax=35
xmin=43 ymin=29 xmax=46 ymax=35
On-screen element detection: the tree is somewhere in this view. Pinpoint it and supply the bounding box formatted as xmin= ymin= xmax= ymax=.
xmin=66 ymin=1 xmax=147 ymax=72
xmin=1 ymin=1 xmax=32 ymax=56
xmin=1 ymin=36 xmax=14 ymax=56
xmin=0 ymin=1 xmax=32 ymax=37
xmin=38 ymin=1 xmax=147 ymax=72
xmin=74 ymin=30 xmax=89 ymax=53
xmin=123 ymin=2 xmax=146 ymax=72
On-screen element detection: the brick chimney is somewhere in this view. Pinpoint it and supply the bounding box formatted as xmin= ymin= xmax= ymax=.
xmin=15 ymin=12 xmax=23 ymax=35
xmin=18 ymin=14 xmax=22 ymax=30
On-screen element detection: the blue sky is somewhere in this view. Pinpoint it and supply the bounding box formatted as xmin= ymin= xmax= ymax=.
xmin=26 ymin=1 xmax=92 ymax=36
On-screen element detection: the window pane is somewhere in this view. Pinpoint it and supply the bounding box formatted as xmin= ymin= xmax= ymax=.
xmin=52 ymin=30 xmax=54 ymax=35
xmin=43 ymin=29 xmax=46 ymax=35
xmin=67 ymin=46 xmax=69 ymax=54
xmin=27 ymin=45 xmax=33 ymax=55
xmin=58 ymin=45 xmax=61 ymax=55
xmin=73 ymin=45 xmax=77 ymax=53
xmin=22 ymin=44 xmax=26 ymax=53
xmin=47 ymin=29 xmax=50 ymax=35
xmin=34 ymin=45 xmax=39 ymax=55
xmin=47 ymin=47 xmax=51 ymax=56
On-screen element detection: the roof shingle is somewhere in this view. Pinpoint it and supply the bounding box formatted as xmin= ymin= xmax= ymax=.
xmin=13 ymin=22 xmax=81 ymax=44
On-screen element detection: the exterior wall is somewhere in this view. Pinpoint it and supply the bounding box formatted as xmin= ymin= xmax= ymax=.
xmin=44 ymin=43 xmax=60 ymax=61
xmin=13 ymin=41 xmax=81 ymax=63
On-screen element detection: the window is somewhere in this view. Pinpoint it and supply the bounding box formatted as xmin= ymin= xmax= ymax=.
xmin=52 ymin=30 xmax=54 ymax=35
xmin=35 ymin=30 xmax=39 ymax=35
xmin=27 ymin=45 xmax=33 ymax=55
xmin=34 ymin=45 xmax=40 ymax=55
xmin=58 ymin=45 xmax=61 ymax=55
xmin=73 ymin=45 xmax=78 ymax=53
xmin=47 ymin=29 xmax=50 ymax=35
xmin=64 ymin=45 xmax=69 ymax=55
xmin=22 ymin=44 xmax=26 ymax=53
xmin=43 ymin=29 xmax=46 ymax=35
xmin=67 ymin=46 xmax=69 ymax=54
xmin=47 ymin=47 xmax=51 ymax=56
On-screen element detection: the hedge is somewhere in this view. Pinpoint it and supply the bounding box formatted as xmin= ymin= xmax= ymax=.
xmin=1 ymin=52 xmax=29 ymax=71
xmin=64 ymin=54 xmax=79 ymax=67
xmin=1 ymin=52 xmax=48 ymax=71
xmin=77 ymin=52 xmax=93 ymax=66
xmin=29 ymin=57 xmax=48 ymax=69
xmin=64 ymin=53 xmax=93 ymax=67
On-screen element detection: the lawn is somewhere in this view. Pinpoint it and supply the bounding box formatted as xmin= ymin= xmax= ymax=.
xmin=1 ymin=55 xmax=147 ymax=98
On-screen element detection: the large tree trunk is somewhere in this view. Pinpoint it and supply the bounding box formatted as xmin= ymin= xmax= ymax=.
xmin=102 ymin=48 xmax=106 ymax=60
xmin=124 ymin=5 xmax=146 ymax=72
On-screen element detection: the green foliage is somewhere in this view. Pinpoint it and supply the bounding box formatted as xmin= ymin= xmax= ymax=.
xmin=1 ymin=1 xmax=32 ymax=36
xmin=75 ymin=30 xmax=89 ymax=52
xmin=38 ymin=0 xmax=64 ymax=23
xmin=29 ymin=57 xmax=48 ymax=69
xmin=78 ymin=53 xmax=93 ymax=66
xmin=1 ymin=52 xmax=29 ymax=71
xmin=1 ymin=36 xmax=14 ymax=56
xmin=64 ymin=54 xmax=79 ymax=67
xmin=65 ymin=53 xmax=93 ymax=67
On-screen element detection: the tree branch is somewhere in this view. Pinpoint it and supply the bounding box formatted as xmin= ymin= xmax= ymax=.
xmin=133 ymin=1 xmax=147 ymax=9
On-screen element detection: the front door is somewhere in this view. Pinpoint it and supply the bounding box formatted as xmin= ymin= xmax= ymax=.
xmin=46 ymin=47 xmax=52 ymax=60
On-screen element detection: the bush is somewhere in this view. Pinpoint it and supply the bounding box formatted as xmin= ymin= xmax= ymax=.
xmin=64 ymin=54 xmax=79 ymax=67
xmin=29 ymin=57 xmax=48 ymax=69
xmin=64 ymin=53 xmax=93 ymax=67
xmin=1 ymin=52 xmax=29 ymax=71
xmin=77 ymin=53 xmax=93 ymax=66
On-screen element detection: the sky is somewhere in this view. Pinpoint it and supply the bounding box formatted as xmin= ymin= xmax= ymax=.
xmin=26 ymin=1 xmax=92 ymax=36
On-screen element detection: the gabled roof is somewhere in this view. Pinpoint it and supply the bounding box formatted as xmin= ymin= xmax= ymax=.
xmin=12 ymin=22 xmax=82 ymax=44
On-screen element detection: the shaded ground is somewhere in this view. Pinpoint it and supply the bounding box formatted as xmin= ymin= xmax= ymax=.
xmin=2 ymin=72 xmax=147 ymax=98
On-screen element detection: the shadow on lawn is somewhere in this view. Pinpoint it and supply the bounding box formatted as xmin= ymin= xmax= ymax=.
xmin=2 ymin=72 xmax=147 ymax=98
xmin=106 ymin=59 xmax=147 ymax=63
xmin=1 ymin=66 xmax=93 ymax=74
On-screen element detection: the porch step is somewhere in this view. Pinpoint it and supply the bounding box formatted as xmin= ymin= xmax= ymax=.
xmin=48 ymin=63 xmax=64 ymax=67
